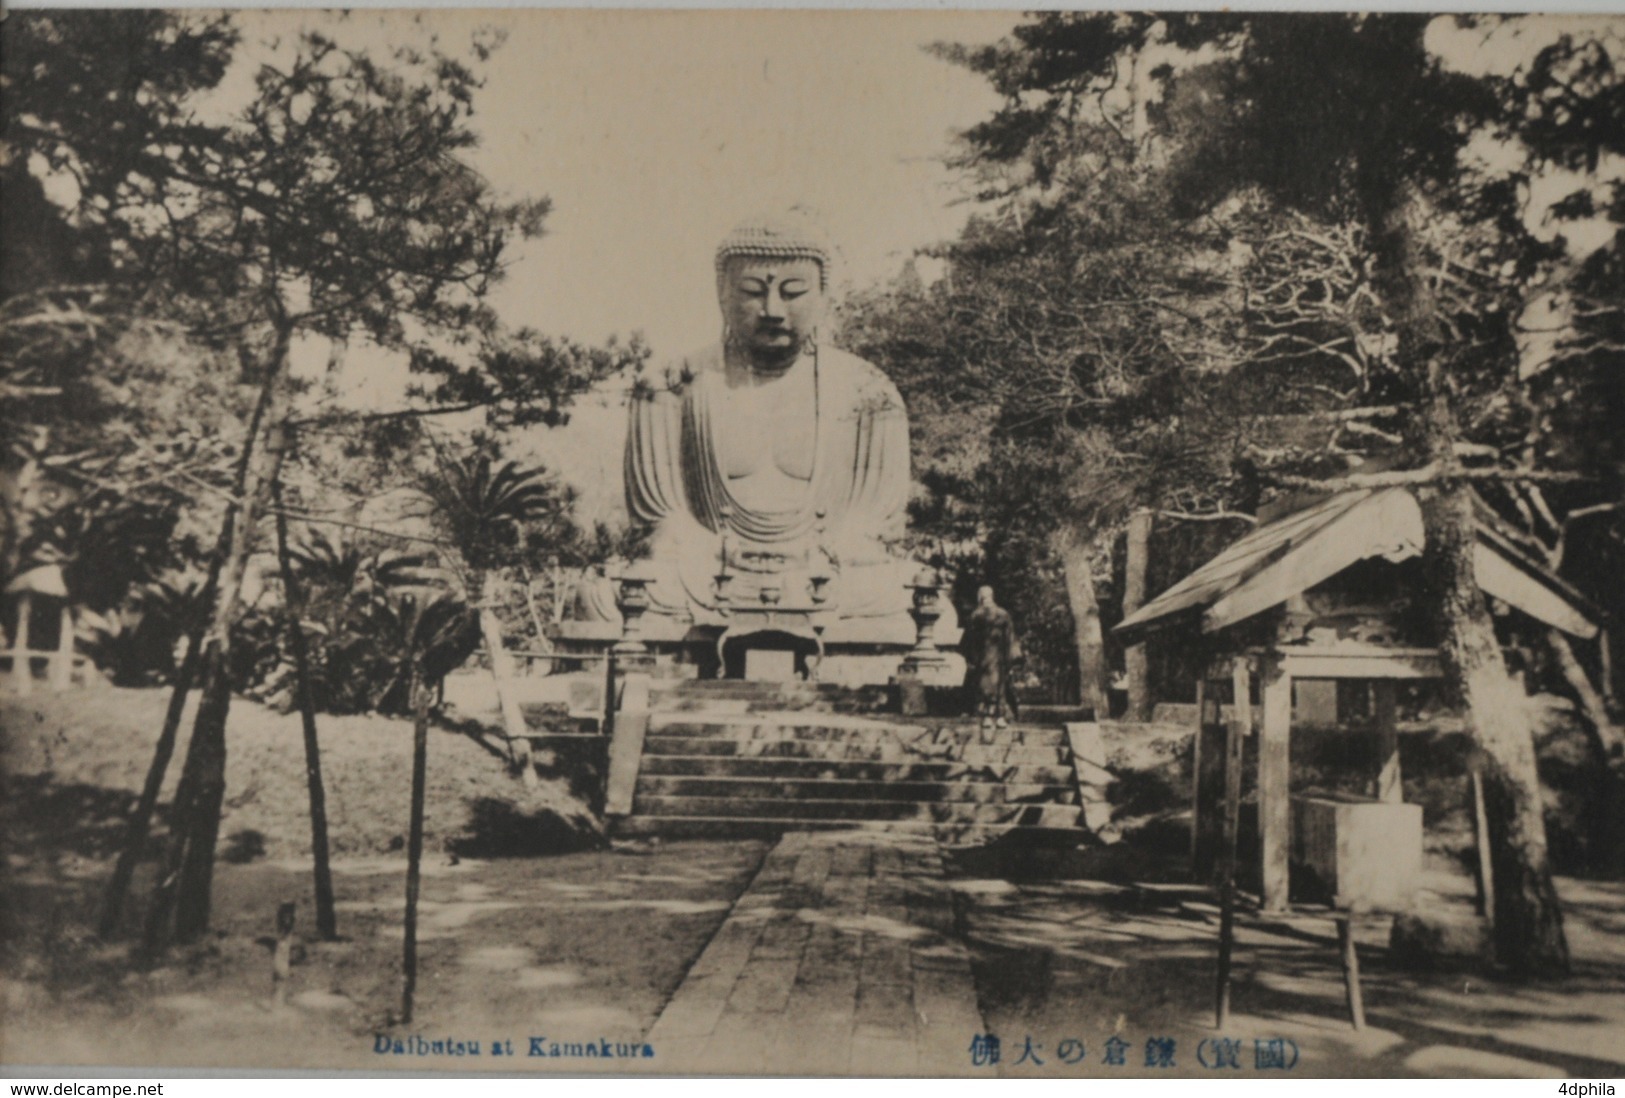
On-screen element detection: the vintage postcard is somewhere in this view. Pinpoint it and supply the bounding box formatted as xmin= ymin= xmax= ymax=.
xmin=3 ymin=6 xmax=1623 ymax=1080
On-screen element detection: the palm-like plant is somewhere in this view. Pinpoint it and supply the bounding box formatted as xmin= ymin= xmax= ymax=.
xmin=241 ymin=528 xmax=450 ymax=714
xmin=290 ymin=530 xmax=442 ymax=630
xmin=79 ymin=570 xmax=211 ymax=685
xmin=415 ymin=450 xmax=567 ymax=784
xmin=418 ymin=453 xmax=561 ymax=574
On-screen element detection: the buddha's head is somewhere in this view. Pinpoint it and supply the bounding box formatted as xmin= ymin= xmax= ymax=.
xmin=716 ymin=212 xmax=832 ymax=370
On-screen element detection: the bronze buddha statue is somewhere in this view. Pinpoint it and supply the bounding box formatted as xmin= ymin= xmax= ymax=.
xmin=581 ymin=211 xmax=940 ymax=659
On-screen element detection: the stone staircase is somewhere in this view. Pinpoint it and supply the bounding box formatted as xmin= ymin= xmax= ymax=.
xmin=609 ymin=679 xmax=1091 ymax=846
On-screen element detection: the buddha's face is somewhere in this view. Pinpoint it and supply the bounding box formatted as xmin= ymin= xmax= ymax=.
xmin=720 ymin=256 xmax=825 ymax=366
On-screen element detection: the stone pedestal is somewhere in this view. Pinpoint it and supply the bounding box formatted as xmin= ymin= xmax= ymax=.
xmin=898 ymin=566 xmax=952 ymax=684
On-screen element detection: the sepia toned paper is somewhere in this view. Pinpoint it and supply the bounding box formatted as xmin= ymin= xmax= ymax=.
xmin=3 ymin=7 xmax=1624 ymax=1080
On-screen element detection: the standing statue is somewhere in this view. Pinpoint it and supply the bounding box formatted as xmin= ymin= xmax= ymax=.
xmin=609 ymin=211 xmax=925 ymax=647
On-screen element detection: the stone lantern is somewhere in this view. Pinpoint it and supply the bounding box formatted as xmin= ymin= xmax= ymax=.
xmin=899 ymin=565 xmax=950 ymax=680
xmin=613 ymin=559 xmax=657 ymax=657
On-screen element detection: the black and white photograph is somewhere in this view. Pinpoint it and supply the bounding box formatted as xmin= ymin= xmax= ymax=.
xmin=2 ymin=6 xmax=1623 ymax=1080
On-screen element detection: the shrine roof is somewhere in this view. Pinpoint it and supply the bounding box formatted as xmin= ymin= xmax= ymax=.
xmin=4 ymin=564 xmax=68 ymax=599
xmin=1115 ymin=487 xmax=1602 ymax=642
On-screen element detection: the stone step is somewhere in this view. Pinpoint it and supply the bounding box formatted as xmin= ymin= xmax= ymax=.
xmin=612 ymin=815 xmax=1089 ymax=846
xmin=633 ymin=774 xmax=1080 ymax=804
xmin=519 ymin=704 xmax=599 ymax=733
xmin=656 ymin=678 xmax=889 ymax=695
xmin=650 ymin=697 xmax=757 ymax=715
xmin=525 ymin=731 xmax=606 ymax=745
xmin=647 ymin=716 xmax=1066 ymax=748
xmin=631 ymin=795 xmax=1083 ymax=827
xmin=1016 ymin=704 xmax=1096 ymax=725
xmin=638 ymin=754 xmax=1076 ymax=785
xmin=639 ymin=735 xmax=1068 ymax=766
xmin=650 ymin=691 xmax=895 ymax=715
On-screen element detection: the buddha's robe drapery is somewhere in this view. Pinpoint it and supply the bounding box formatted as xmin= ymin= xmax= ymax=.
xmin=623 ymin=343 xmax=914 ymax=624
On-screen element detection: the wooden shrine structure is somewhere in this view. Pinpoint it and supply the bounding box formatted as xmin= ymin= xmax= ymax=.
xmin=1116 ymin=486 xmax=1605 ymax=914
xmin=2 ymin=564 xmax=83 ymax=695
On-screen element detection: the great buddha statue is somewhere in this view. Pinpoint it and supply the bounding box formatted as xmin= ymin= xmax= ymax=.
xmin=590 ymin=211 xmax=934 ymax=657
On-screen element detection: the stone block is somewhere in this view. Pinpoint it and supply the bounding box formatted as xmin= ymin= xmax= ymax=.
xmin=724 ymin=957 xmax=801 ymax=1015
xmin=1292 ymin=793 xmax=1422 ymax=911
xmin=568 ymin=676 xmax=604 ymax=713
xmin=778 ymin=1022 xmax=856 ymax=1075
xmin=850 ymin=1033 xmax=918 ymax=1077
xmin=746 ymin=648 xmax=798 ymax=682
xmin=855 ymin=980 xmax=912 ymax=1031
xmin=603 ymin=710 xmax=649 ymax=816
xmin=1065 ymin=721 xmax=1115 ymax=832
xmin=897 ymin=675 xmax=928 ymax=716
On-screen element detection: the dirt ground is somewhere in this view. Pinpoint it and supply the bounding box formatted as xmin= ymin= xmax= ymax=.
xmin=0 ymin=684 xmax=765 ymax=1072
xmin=6 ymin=684 xmax=1625 ymax=1078
xmin=950 ymin=843 xmax=1625 ymax=1079
xmin=0 ymin=682 xmax=600 ymax=863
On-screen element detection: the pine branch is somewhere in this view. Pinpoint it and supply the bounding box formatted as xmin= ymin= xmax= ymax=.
xmin=1264 ymin=464 xmax=1591 ymax=493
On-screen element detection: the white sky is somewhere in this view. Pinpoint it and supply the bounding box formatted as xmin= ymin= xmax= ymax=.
xmin=479 ymin=11 xmax=1016 ymax=356
xmin=33 ymin=9 xmax=1620 ymax=523
xmin=200 ymin=9 xmax=1619 ymax=525
xmin=232 ymin=9 xmax=1015 ymax=360
xmin=38 ymin=5 xmax=1625 ymax=352
xmin=215 ymin=9 xmax=1017 ymax=523
xmin=211 ymin=9 xmax=1622 ymax=371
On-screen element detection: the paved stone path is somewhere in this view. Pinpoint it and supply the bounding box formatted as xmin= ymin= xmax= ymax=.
xmin=645 ymin=830 xmax=987 ymax=1075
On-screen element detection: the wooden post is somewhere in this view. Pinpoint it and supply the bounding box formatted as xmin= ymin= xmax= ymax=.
xmin=273 ymin=484 xmax=338 ymax=941
xmin=1123 ymin=510 xmax=1154 ymax=721
xmin=1259 ymin=655 xmax=1292 ymax=912
xmin=1600 ymin=627 xmax=1615 ymax=707
xmin=1192 ymin=676 xmax=1228 ymax=880
xmin=1215 ymin=870 xmax=1236 ymax=1029
xmin=1215 ymin=657 xmax=1248 ymax=1029
xmin=271 ymin=901 xmax=296 ymax=1008
xmin=14 ymin=592 xmax=32 ymax=697
xmin=1190 ymin=677 xmax=1206 ymax=869
xmin=601 ymin=652 xmax=618 ymax=739
xmin=401 ymin=666 xmax=430 ymax=1024
xmin=1372 ymin=680 xmax=1402 ymax=803
xmin=1470 ymin=761 xmax=1495 ymax=922
xmin=1337 ymin=916 xmax=1366 ymax=1031
xmin=51 ymin=603 xmax=74 ymax=690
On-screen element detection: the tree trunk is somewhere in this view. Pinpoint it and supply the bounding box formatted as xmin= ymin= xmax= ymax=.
xmin=1369 ymin=171 xmax=1570 ymax=977
xmin=272 ymin=475 xmax=338 ymax=941
xmin=1547 ymin=628 xmax=1625 ymax=874
xmin=98 ymin=557 xmax=222 ymax=939
xmin=1123 ymin=509 xmax=1154 ymax=721
xmin=472 ymin=571 xmax=536 ymax=787
xmin=401 ymin=662 xmax=430 ymax=1024
xmin=145 ymin=323 xmax=294 ymax=951
xmin=1547 ymin=629 xmax=1625 ymax=758
xmin=1425 ymin=483 xmax=1570 ymax=977
xmin=1054 ymin=525 xmax=1109 ymax=716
